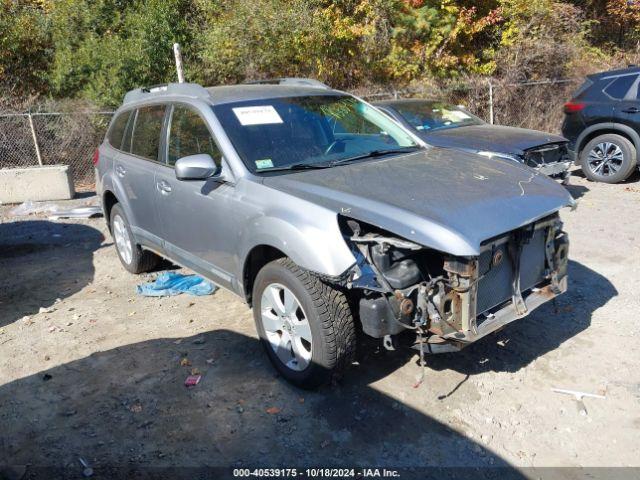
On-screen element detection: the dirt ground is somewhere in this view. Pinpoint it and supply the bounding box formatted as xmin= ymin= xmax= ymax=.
xmin=1 ymin=169 xmax=639 ymax=478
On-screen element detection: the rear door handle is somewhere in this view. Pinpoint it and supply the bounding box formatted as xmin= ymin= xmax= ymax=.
xmin=622 ymin=107 xmax=639 ymax=113
xmin=157 ymin=180 xmax=172 ymax=195
xmin=115 ymin=165 xmax=126 ymax=177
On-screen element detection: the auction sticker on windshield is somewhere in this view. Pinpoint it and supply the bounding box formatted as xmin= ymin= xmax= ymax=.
xmin=233 ymin=106 xmax=283 ymax=126
xmin=255 ymin=159 xmax=274 ymax=169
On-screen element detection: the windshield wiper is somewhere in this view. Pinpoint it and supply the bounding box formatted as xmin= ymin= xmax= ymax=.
xmin=256 ymin=147 xmax=421 ymax=173
xmin=329 ymin=147 xmax=421 ymax=166
xmin=257 ymin=163 xmax=333 ymax=173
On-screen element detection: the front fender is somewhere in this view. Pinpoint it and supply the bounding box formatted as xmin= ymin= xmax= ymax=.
xmin=238 ymin=208 xmax=356 ymax=279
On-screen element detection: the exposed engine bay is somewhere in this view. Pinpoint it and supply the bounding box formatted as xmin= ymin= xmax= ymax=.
xmin=338 ymin=214 xmax=569 ymax=354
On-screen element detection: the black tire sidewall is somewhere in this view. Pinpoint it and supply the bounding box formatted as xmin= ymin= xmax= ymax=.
xmin=252 ymin=261 xmax=333 ymax=388
xmin=110 ymin=204 xmax=142 ymax=273
xmin=580 ymin=134 xmax=636 ymax=183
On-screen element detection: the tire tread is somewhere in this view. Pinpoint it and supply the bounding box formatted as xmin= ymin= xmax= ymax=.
xmin=274 ymin=257 xmax=356 ymax=384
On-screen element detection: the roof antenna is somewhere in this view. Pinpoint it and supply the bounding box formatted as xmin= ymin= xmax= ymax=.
xmin=173 ymin=43 xmax=185 ymax=83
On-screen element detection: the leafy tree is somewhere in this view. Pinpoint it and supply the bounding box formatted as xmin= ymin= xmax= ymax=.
xmin=0 ymin=0 xmax=52 ymax=98
xmin=0 ymin=0 xmax=637 ymax=107
xmin=48 ymin=0 xmax=195 ymax=106
xmin=196 ymin=0 xmax=320 ymax=86
xmin=383 ymin=0 xmax=503 ymax=81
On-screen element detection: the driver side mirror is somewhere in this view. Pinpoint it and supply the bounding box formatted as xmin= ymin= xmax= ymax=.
xmin=175 ymin=154 xmax=219 ymax=181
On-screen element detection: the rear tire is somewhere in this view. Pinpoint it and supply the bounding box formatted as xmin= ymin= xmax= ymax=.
xmin=252 ymin=258 xmax=356 ymax=389
xmin=110 ymin=203 xmax=159 ymax=274
xmin=580 ymin=134 xmax=637 ymax=183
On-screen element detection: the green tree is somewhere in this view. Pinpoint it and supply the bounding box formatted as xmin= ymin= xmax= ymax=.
xmin=0 ymin=0 xmax=52 ymax=99
xmin=48 ymin=0 xmax=196 ymax=106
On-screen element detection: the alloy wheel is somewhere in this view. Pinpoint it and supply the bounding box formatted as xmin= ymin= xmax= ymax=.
xmin=112 ymin=214 xmax=133 ymax=265
xmin=587 ymin=142 xmax=625 ymax=177
xmin=260 ymin=283 xmax=312 ymax=371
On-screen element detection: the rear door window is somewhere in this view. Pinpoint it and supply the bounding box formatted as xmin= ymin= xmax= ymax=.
xmin=107 ymin=111 xmax=131 ymax=149
xmin=167 ymin=105 xmax=221 ymax=167
xmin=130 ymin=105 xmax=166 ymax=161
xmin=604 ymin=75 xmax=638 ymax=99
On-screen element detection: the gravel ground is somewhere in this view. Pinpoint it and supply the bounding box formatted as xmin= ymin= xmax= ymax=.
xmin=1 ymin=170 xmax=639 ymax=478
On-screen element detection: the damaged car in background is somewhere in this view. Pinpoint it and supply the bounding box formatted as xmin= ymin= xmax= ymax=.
xmin=374 ymin=99 xmax=573 ymax=184
xmin=96 ymin=80 xmax=575 ymax=389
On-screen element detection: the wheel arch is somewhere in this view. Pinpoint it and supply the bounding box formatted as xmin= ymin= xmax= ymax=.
xmin=102 ymin=190 xmax=119 ymax=232
xmin=242 ymin=244 xmax=288 ymax=306
xmin=576 ymin=123 xmax=640 ymax=157
xmin=237 ymin=212 xmax=356 ymax=304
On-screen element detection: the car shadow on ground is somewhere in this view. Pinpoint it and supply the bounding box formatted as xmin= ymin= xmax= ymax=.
xmin=0 ymin=220 xmax=107 ymax=329
xmin=565 ymin=182 xmax=589 ymax=200
xmin=422 ymin=260 xmax=616 ymax=376
xmin=0 ymin=329 xmax=529 ymax=480
xmin=569 ymin=166 xmax=640 ymax=185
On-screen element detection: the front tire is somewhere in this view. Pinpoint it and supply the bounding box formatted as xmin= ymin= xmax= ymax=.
xmin=110 ymin=204 xmax=159 ymax=274
xmin=580 ymin=134 xmax=637 ymax=183
xmin=252 ymin=258 xmax=356 ymax=389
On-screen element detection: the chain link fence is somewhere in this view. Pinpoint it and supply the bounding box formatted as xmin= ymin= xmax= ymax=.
xmin=0 ymin=78 xmax=580 ymax=192
xmin=0 ymin=111 xmax=113 ymax=191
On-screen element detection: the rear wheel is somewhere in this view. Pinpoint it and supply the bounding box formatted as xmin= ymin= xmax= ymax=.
xmin=580 ymin=134 xmax=637 ymax=183
xmin=110 ymin=204 xmax=159 ymax=274
xmin=252 ymin=258 xmax=356 ymax=389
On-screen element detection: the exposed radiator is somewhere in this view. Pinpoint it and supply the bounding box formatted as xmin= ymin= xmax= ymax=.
xmin=476 ymin=224 xmax=548 ymax=315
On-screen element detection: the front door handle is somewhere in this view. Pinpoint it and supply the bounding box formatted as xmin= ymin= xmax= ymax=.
xmin=115 ymin=165 xmax=126 ymax=177
xmin=622 ymin=107 xmax=639 ymax=114
xmin=157 ymin=180 xmax=172 ymax=195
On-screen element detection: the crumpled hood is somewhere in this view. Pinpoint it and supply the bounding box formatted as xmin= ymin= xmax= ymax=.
xmin=421 ymin=124 xmax=567 ymax=155
xmin=263 ymin=149 xmax=574 ymax=256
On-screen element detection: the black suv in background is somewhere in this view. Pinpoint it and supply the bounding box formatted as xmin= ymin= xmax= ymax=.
xmin=562 ymin=66 xmax=640 ymax=183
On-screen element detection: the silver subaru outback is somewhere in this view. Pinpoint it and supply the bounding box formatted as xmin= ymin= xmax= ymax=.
xmin=96 ymin=81 xmax=573 ymax=388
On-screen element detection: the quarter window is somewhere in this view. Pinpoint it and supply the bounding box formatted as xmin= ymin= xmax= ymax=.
xmin=604 ymin=75 xmax=638 ymax=99
xmin=107 ymin=111 xmax=131 ymax=149
xmin=168 ymin=105 xmax=221 ymax=167
xmin=130 ymin=105 xmax=166 ymax=160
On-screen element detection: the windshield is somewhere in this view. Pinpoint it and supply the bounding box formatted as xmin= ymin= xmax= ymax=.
xmin=212 ymin=95 xmax=419 ymax=173
xmin=391 ymin=102 xmax=484 ymax=132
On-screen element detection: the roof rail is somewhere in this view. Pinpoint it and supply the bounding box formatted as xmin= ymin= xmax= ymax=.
xmin=243 ymin=77 xmax=331 ymax=89
xmin=123 ymin=82 xmax=211 ymax=104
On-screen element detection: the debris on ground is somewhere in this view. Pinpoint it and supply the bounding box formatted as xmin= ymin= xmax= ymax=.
xmin=552 ymin=387 xmax=606 ymax=415
xmin=184 ymin=375 xmax=201 ymax=387
xmin=9 ymin=198 xmax=103 ymax=220
xmin=10 ymin=200 xmax=58 ymax=217
xmin=78 ymin=457 xmax=93 ymax=477
xmin=48 ymin=206 xmax=103 ymax=220
xmin=265 ymin=407 xmax=281 ymax=415
xmin=136 ymin=272 xmax=217 ymax=297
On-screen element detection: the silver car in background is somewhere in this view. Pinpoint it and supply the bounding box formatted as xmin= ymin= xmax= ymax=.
xmin=96 ymin=81 xmax=573 ymax=388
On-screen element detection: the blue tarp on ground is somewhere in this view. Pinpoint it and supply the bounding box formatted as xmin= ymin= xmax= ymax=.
xmin=136 ymin=272 xmax=217 ymax=297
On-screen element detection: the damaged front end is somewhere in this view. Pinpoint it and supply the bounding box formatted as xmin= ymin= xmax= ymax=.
xmin=338 ymin=214 xmax=569 ymax=354
xmin=523 ymin=143 xmax=573 ymax=184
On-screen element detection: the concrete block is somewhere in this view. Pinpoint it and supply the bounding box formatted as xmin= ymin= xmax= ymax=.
xmin=0 ymin=165 xmax=75 ymax=203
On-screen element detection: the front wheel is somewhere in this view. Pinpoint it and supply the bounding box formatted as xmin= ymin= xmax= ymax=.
xmin=580 ymin=134 xmax=637 ymax=183
xmin=252 ymin=258 xmax=356 ymax=389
